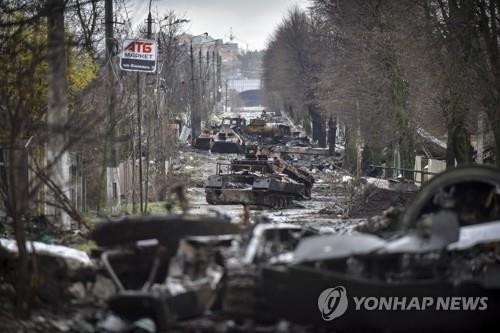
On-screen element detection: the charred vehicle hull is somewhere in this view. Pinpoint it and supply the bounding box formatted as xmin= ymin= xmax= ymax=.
xmin=206 ymin=174 xmax=307 ymax=208
xmin=90 ymin=214 xmax=244 ymax=331
xmin=205 ymin=155 xmax=313 ymax=208
xmin=244 ymin=118 xmax=291 ymax=139
xmin=211 ymin=127 xmax=245 ymax=154
xmin=193 ymin=136 xmax=213 ymax=150
xmin=193 ymin=127 xmax=218 ymax=150
xmin=89 ymin=166 xmax=500 ymax=332
xmin=259 ymin=166 xmax=500 ymax=332
xmin=261 ymin=264 xmax=500 ymax=332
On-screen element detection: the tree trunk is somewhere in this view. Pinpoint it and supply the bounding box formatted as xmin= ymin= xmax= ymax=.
xmin=344 ymin=126 xmax=358 ymax=175
xmin=46 ymin=0 xmax=70 ymax=227
xmin=190 ymin=43 xmax=201 ymax=140
xmin=309 ymin=107 xmax=326 ymax=147
xmin=328 ymin=117 xmax=337 ymax=156
xmin=131 ymin=125 xmax=137 ymax=214
xmin=489 ymin=109 xmax=500 ymax=166
xmin=105 ymin=0 xmax=120 ymax=213
xmin=446 ymin=111 xmax=473 ymax=167
xmin=9 ymin=143 xmax=30 ymax=317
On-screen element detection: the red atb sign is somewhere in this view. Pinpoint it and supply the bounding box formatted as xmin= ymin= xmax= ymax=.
xmin=120 ymin=39 xmax=157 ymax=73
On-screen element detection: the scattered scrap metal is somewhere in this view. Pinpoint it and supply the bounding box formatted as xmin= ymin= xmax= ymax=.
xmin=93 ymin=166 xmax=500 ymax=332
xmin=2 ymin=165 xmax=500 ymax=332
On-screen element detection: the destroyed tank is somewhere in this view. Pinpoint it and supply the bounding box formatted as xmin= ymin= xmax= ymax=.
xmin=205 ymin=147 xmax=314 ymax=208
xmin=210 ymin=126 xmax=245 ymax=154
xmin=221 ymin=116 xmax=246 ymax=129
xmin=193 ymin=127 xmax=216 ymax=150
xmin=244 ymin=118 xmax=291 ymax=138
xmin=194 ymin=118 xmax=246 ymax=152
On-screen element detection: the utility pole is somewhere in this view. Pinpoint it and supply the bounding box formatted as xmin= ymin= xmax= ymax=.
xmin=206 ymin=49 xmax=210 ymax=110
xmin=138 ymin=2 xmax=153 ymax=213
xmin=217 ymin=53 xmax=222 ymax=107
xmin=224 ymin=80 xmax=228 ymax=113
xmin=105 ymin=0 xmax=121 ymax=214
xmin=137 ymin=73 xmax=143 ymax=212
xmin=199 ymin=47 xmax=204 ymax=122
xmin=190 ymin=42 xmax=200 ymax=139
xmin=47 ymin=0 xmax=70 ymax=228
xmin=147 ymin=7 xmax=153 ymax=38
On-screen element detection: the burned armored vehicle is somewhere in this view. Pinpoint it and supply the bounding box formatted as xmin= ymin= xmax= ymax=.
xmin=193 ymin=117 xmax=246 ymax=152
xmin=259 ymin=166 xmax=500 ymax=332
xmin=221 ymin=116 xmax=246 ymax=130
xmin=211 ymin=125 xmax=245 ymax=154
xmin=193 ymin=127 xmax=217 ymax=150
xmin=89 ymin=167 xmax=500 ymax=332
xmin=90 ymin=213 xmax=244 ymax=332
xmin=90 ymin=211 xmax=318 ymax=332
xmin=244 ymin=118 xmax=291 ymax=139
xmin=205 ymin=148 xmax=314 ymax=208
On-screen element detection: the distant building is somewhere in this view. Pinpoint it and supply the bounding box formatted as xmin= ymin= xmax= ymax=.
xmin=223 ymin=42 xmax=239 ymax=51
xmin=227 ymin=79 xmax=261 ymax=92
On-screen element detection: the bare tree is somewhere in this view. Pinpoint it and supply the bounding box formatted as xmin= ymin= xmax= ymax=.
xmin=0 ymin=0 xmax=102 ymax=315
xmin=263 ymin=7 xmax=326 ymax=146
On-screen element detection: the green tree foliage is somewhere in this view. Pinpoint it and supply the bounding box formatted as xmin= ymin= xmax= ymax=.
xmin=0 ymin=19 xmax=96 ymax=139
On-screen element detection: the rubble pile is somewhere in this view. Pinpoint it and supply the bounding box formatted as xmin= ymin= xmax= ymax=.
xmin=346 ymin=182 xmax=414 ymax=218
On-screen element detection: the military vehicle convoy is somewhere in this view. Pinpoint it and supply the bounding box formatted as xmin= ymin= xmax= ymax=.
xmin=205 ymin=147 xmax=314 ymax=208
xmin=192 ymin=112 xmax=295 ymax=152
xmin=193 ymin=117 xmax=247 ymax=153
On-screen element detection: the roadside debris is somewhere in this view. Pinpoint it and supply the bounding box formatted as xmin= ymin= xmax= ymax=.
xmin=346 ymin=181 xmax=414 ymax=218
xmin=261 ymin=213 xmax=500 ymax=332
xmin=0 ymin=238 xmax=95 ymax=306
xmin=90 ymin=215 xmax=318 ymax=332
xmin=87 ymin=166 xmax=500 ymax=332
xmin=0 ymin=238 xmax=92 ymax=269
xmin=2 ymin=165 xmax=500 ymax=332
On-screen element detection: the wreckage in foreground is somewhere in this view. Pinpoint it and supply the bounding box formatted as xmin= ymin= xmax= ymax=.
xmin=205 ymin=147 xmax=314 ymax=208
xmin=261 ymin=166 xmax=500 ymax=332
xmin=81 ymin=166 xmax=500 ymax=332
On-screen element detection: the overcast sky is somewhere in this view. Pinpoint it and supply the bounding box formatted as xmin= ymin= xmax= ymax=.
xmin=129 ymin=0 xmax=310 ymax=50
